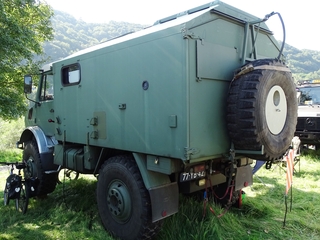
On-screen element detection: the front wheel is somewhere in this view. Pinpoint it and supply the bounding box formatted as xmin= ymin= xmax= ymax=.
xmin=15 ymin=182 xmax=29 ymax=214
xmin=23 ymin=140 xmax=57 ymax=195
xmin=3 ymin=184 xmax=9 ymax=206
xmin=96 ymin=155 xmax=162 ymax=240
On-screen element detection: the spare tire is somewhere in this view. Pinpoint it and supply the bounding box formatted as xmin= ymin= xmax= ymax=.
xmin=227 ymin=59 xmax=297 ymax=160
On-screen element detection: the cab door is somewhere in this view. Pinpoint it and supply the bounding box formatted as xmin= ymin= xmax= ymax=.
xmin=26 ymin=72 xmax=55 ymax=137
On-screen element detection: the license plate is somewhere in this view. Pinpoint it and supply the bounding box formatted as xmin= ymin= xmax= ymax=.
xmin=180 ymin=171 xmax=206 ymax=182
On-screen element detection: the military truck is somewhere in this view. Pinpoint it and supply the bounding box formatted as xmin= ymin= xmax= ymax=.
xmin=295 ymin=79 xmax=320 ymax=148
xmin=19 ymin=1 xmax=297 ymax=239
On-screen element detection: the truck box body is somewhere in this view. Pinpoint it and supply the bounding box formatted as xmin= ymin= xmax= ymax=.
xmin=19 ymin=2 xmax=298 ymax=239
xmin=50 ymin=2 xmax=279 ymax=162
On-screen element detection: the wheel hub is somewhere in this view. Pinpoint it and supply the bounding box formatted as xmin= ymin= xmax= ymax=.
xmin=25 ymin=158 xmax=36 ymax=179
xmin=107 ymin=180 xmax=132 ymax=223
xmin=265 ymin=85 xmax=287 ymax=134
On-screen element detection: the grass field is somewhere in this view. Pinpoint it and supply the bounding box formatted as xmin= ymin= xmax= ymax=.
xmin=0 ymin=149 xmax=319 ymax=240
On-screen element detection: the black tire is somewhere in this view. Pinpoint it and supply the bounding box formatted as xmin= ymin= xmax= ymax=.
xmin=23 ymin=140 xmax=57 ymax=196
xmin=97 ymin=155 xmax=162 ymax=240
xmin=227 ymin=59 xmax=297 ymax=160
xmin=3 ymin=184 xmax=9 ymax=206
xmin=15 ymin=182 xmax=29 ymax=214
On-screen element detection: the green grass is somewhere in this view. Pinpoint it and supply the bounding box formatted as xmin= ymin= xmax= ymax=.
xmin=0 ymin=175 xmax=113 ymax=240
xmin=0 ymin=150 xmax=320 ymax=240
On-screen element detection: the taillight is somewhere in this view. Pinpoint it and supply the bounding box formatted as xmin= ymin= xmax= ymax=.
xmin=194 ymin=164 xmax=205 ymax=173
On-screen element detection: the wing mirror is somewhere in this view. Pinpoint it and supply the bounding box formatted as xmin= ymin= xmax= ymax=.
xmin=24 ymin=75 xmax=32 ymax=94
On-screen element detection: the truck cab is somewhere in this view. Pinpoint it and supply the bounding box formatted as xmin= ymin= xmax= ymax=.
xmin=24 ymin=64 xmax=55 ymax=136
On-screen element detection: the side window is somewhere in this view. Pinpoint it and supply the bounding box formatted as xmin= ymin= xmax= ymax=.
xmin=62 ymin=64 xmax=81 ymax=85
xmin=40 ymin=74 xmax=54 ymax=101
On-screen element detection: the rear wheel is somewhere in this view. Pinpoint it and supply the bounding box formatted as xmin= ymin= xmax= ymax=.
xmin=23 ymin=140 xmax=57 ymax=196
xmin=97 ymin=155 xmax=162 ymax=240
xmin=227 ymin=59 xmax=297 ymax=160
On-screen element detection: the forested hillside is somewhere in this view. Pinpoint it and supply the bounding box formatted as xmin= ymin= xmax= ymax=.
xmin=43 ymin=10 xmax=145 ymax=62
xmin=45 ymin=10 xmax=320 ymax=81
xmin=283 ymin=45 xmax=320 ymax=80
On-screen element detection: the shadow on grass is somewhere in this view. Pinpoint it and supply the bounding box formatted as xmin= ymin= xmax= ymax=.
xmin=0 ymin=176 xmax=115 ymax=240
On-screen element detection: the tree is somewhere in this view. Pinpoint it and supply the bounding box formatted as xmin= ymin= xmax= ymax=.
xmin=0 ymin=0 xmax=53 ymax=120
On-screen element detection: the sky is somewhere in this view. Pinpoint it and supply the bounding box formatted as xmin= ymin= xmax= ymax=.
xmin=44 ymin=0 xmax=318 ymax=51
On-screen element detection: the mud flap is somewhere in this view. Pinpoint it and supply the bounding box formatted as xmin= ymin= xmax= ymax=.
xmin=235 ymin=165 xmax=253 ymax=191
xmin=149 ymin=182 xmax=179 ymax=222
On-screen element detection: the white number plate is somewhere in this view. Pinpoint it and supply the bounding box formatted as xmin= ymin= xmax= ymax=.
xmin=180 ymin=171 xmax=206 ymax=182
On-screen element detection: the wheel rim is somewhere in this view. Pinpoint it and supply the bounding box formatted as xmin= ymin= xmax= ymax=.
xmin=17 ymin=186 xmax=28 ymax=214
xmin=265 ymin=85 xmax=287 ymax=135
xmin=107 ymin=180 xmax=132 ymax=224
xmin=4 ymin=186 xmax=9 ymax=206
xmin=25 ymin=157 xmax=37 ymax=179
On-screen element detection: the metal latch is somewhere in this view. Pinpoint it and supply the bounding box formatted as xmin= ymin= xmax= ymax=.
xmin=118 ymin=103 xmax=126 ymax=110
xmin=90 ymin=131 xmax=99 ymax=139
xmin=184 ymin=147 xmax=199 ymax=159
xmin=90 ymin=117 xmax=98 ymax=126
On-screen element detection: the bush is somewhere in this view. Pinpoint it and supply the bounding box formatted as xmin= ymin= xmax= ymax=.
xmin=0 ymin=118 xmax=24 ymax=150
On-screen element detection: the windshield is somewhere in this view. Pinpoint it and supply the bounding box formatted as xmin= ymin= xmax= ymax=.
xmin=297 ymin=86 xmax=320 ymax=105
xmin=40 ymin=73 xmax=54 ymax=101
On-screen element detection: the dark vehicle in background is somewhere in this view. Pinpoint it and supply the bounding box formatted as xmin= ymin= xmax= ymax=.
xmin=295 ymin=79 xmax=320 ymax=148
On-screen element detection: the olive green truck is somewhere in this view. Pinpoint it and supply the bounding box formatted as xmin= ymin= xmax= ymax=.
xmin=19 ymin=1 xmax=297 ymax=239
